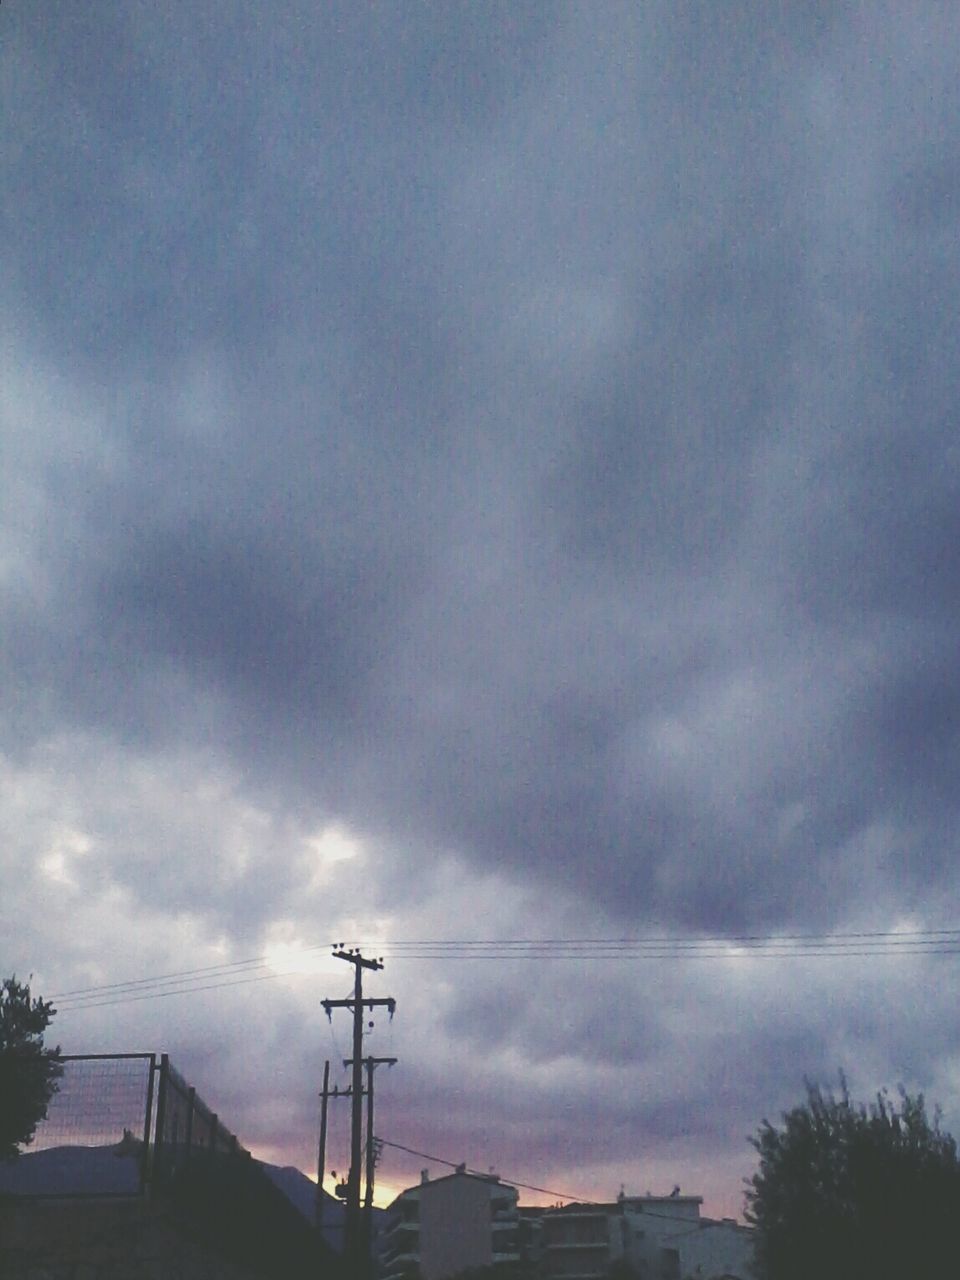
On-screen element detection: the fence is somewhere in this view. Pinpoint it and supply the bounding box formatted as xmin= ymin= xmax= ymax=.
xmin=0 ymin=1052 xmax=248 ymax=1199
xmin=152 ymin=1054 xmax=245 ymax=1183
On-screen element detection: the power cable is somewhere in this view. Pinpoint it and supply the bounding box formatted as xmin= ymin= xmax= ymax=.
xmin=373 ymin=936 xmax=960 ymax=947
xmin=374 ymin=1137 xmax=588 ymax=1203
xmin=54 ymin=969 xmax=304 ymax=1010
xmin=375 ymin=1137 xmax=729 ymax=1223
xmin=54 ymin=955 xmax=275 ymax=998
xmin=48 ymin=929 xmax=960 ymax=1013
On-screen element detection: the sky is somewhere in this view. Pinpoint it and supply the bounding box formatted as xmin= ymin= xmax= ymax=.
xmin=3 ymin=0 xmax=960 ymax=1221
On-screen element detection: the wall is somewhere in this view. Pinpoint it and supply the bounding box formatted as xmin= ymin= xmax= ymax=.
xmin=675 ymin=1220 xmax=755 ymax=1280
xmin=419 ymin=1175 xmax=492 ymax=1280
xmin=540 ymin=1200 xmax=754 ymax=1280
xmin=542 ymin=1208 xmax=615 ymax=1279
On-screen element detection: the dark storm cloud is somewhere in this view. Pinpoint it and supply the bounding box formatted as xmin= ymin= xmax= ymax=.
xmin=5 ymin=2 xmax=960 ymax=943
xmin=377 ymin=972 xmax=844 ymax=1196
xmin=4 ymin=1 xmax=550 ymax=369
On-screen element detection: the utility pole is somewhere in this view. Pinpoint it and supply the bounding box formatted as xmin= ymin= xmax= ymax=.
xmin=317 ymin=1067 xmax=370 ymax=1253
xmin=316 ymin=1060 xmax=330 ymax=1232
xmin=343 ymin=1055 xmax=396 ymax=1254
xmin=322 ymin=948 xmax=395 ymax=1276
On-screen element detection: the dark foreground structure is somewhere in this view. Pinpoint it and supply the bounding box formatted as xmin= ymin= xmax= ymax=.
xmin=0 ymin=1051 xmax=345 ymax=1279
xmin=1 ymin=1148 xmax=344 ymax=1280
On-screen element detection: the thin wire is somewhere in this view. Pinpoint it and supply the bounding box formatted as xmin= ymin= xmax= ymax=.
xmin=54 ymin=956 xmax=272 ymax=998
xmin=376 ymin=1141 xmax=752 ymax=1228
xmin=54 ymin=969 xmax=303 ymax=1011
xmin=375 ymin=947 xmax=960 ymax=960
xmin=374 ymin=1137 xmax=588 ymax=1203
xmin=48 ymin=931 xmax=960 ymax=1013
xmin=327 ymin=1008 xmax=347 ymax=1066
xmin=51 ymin=941 xmax=334 ymax=999
xmin=371 ymin=936 xmax=960 ymax=947
xmin=375 ymin=1136 xmax=726 ymax=1223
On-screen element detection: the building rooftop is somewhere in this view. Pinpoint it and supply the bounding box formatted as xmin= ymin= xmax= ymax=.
xmin=386 ymin=1166 xmax=514 ymax=1209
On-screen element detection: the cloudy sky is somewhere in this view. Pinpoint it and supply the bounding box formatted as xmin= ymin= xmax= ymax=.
xmin=4 ymin=1 xmax=960 ymax=1219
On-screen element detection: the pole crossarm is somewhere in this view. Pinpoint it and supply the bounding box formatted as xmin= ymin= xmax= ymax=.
xmin=321 ymin=997 xmax=396 ymax=1015
xmin=332 ymin=947 xmax=384 ymax=971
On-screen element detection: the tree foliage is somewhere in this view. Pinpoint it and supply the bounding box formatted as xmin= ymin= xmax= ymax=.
xmin=0 ymin=975 xmax=63 ymax=1159
xmin=745 ymin=1074 xmax=960 ymax=1280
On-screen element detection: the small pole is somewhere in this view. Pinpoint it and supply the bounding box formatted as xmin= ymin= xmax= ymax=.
xmin=364 ymin=1058 xmax=375 ymax=1221
xmin=317 ymin=1060 xmax=331 ymax=1232
xmin=185 ymin=1086 xmax=196 ymax=1153
xmin=343 ymin=1056 xmax=397 ymax=1257
xmin=153 ymin=1054 xmax=169 ymax=1189
xmin=141 ymin=1053 xmax=156 ymax=1197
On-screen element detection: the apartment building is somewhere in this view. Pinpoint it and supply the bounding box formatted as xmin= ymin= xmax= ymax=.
xmin=540 ymin=1191 xmax=753 ymax=1280
xmin=379 ymin=1167 xmax=520 ymax=1280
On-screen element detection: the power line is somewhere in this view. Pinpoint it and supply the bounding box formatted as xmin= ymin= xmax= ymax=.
xmin=50 ymin=944 xmax=336 ymax=1009
xmin=372 ymin=930 xmax=960 ymax=952
xmin=54 ymin=969 xmax=305 ymax=1010
xmin=48 ymin=929 xmax=960 ymax=1013
xmin=378 ymin=936 xmax=960 ymax=947
xmin=52 ymin=939 xmax=336 ymax=999
xmin=374 ymin=1137 xmax=588 ymax=1204
xmin=54 ymin=954 xmax=285 ymax=998
xmin=370 ymin=943 xmax=960 ymax=955
xmin=375 ymin=1137 xmax=724 ymax=1224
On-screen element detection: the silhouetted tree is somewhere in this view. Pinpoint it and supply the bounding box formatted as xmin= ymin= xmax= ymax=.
xmin=0 ymin=975 xmax=63 ymax=1159
xmin=745 ymin=1075 xmax=960 ymax=1280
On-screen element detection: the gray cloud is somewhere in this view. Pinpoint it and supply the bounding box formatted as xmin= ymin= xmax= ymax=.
xmin=5 ymin=0 xmax=960 ymax=1216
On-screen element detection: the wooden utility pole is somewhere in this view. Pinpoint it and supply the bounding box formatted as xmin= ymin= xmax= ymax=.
xmin=317 ymin=1065 xmax=369 ymax=1253
xmin=343 ymin=1055 xmax=396 ymax=1253
xmin=316 ymin=1060 xmax=331 ymax=1232
xmin=322 ymin=949 xmax=395 ymax=1275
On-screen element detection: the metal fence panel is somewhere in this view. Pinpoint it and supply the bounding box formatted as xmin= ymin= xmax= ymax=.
xmin=0 ymin=1051 xmax=249 ymax=1199
xmin=152 ymin=1054 xmax=245 ymax=1183
xmin=0 ymin=1054 xmax=155 ymax=1197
